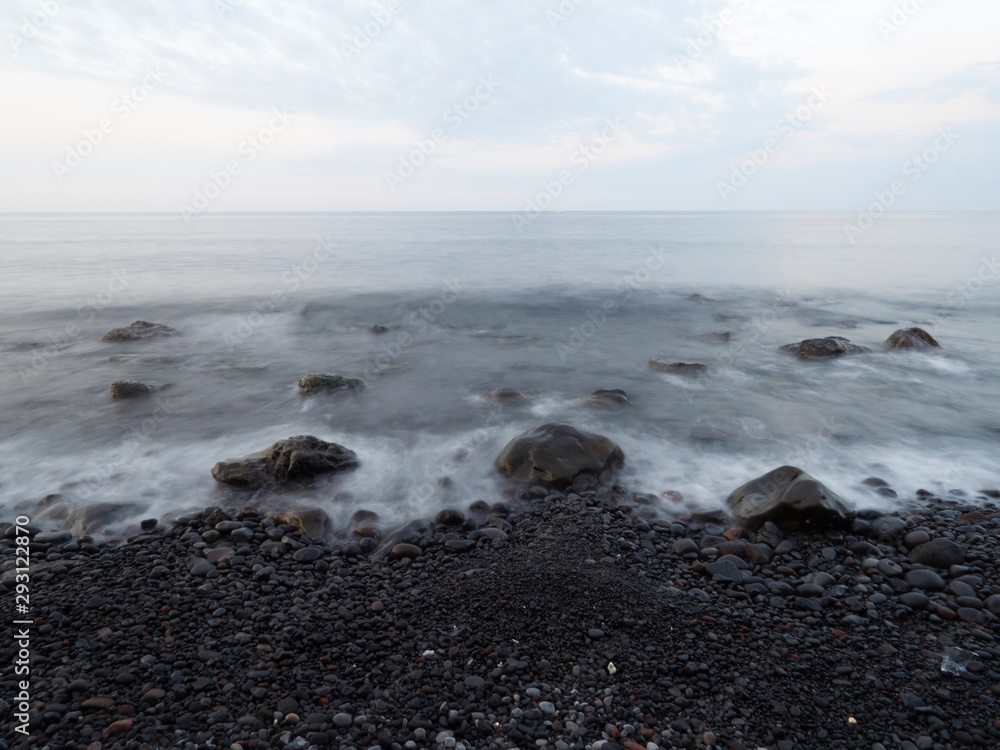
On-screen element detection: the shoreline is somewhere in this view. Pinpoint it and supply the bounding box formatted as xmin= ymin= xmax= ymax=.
xmin=3 ymin=481 xmax=999 ymax=749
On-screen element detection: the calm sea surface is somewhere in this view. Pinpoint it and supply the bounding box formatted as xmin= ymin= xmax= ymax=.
xmin=2 ymin=212 xmax=998 ymax=531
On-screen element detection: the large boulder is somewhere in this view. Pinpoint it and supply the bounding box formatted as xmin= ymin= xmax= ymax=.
xmin=779 ymin=337 xmax=870 ymax=358
xmin=884 ymin=327 xmax=941 ymax=351
xmin=726 ymin=466 xmax=854 ymax=531
xmin=101 ymin=321 xmax=180 ymax=342
xmin=211 ymin=435 xmax=359 ymax=489
xmin=495 ymin=423 xmax=624 ymax=485
xmin=298 ymin=373 xmax=365 ymax=395
xmin=263 ymin=507 xmax=333 ymax=539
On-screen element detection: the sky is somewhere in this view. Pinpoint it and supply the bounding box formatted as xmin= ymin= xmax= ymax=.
xmin=1 ymin=0 xmax=998 ymax=212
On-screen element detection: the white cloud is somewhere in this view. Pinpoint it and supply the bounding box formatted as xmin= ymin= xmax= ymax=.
xmin=0 ymin=0 xmax=997 ymax=209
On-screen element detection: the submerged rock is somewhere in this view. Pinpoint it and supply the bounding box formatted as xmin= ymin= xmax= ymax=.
xmin=485 ymin=387 xmax=530 ymax=404
xmin=263 ymin=507 xmax=333 ymax=539
xmin=211 ymin=435 xmax=359 ymax=489
xmin=580 ymin=388 xmax=630 ymax=409
xmin=101 ymin=321 xmax=179 ymax=342
xmin=649 ymin=360 xmax=708 ymax=374
xmin=726 ymin=465 xmax=854 ymax=531
xmin=495 ymin=423 xmax=624 ymax=485
xmin=779 ymin=336 xmax=871 ymax=358
xmin=62 ymin=502 xmax=139 ymax=536
xmin=109 ymin=380 xmax=153 ymax=400
xmin=298 ymin=373 xmax=365 ymax=395
xmin=884 ymin=327 xmax=941 ymax=351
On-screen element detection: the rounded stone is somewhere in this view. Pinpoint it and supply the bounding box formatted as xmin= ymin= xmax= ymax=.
xmin=292 ymin=546 xmax=323 ymax=563
xmin=903 ymin=530 xmax=930 ymax=548
xmin=904 ymin=569 xmax=946 ymax=591
xmin=436 ymin=509 xmax=465 ymax=526
xmin=908 ymin=538 xmax=967 ymax=568
xmin=332 ymin=712 xmax=352 ymax=728
xmin=389 ymin=543 xmax=422 ymax=560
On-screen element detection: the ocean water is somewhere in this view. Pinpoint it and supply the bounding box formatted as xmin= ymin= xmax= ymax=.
xmin=2 ymin=212 xmax=999 ymax=533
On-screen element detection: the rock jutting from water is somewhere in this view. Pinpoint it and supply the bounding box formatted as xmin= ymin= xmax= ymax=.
xmin=580 ymin=388 xmax=630 ymax=409
xmin=100 ymin=320 xmax=180 ymax=342
xmin=210 ymin=435 xmax=359 ymax=489
xmin=884 ymin=327 xmax=942 ymax=351
xmin=779 ymin=336 xmax=871 ymax=358
xmin=649 ymin=359 xmax=708 ymax=374
xmin=297 ymin=373 xmax=365 ymax=395
xmin=726 ymin=465 xmax=855 ymax=530
xmin=109 ymin=380 xmax=153 ymax=400
xmin=495 ymin=422 xmax=624 ymax=485
xmin=485 ymin=387 xmax=530 ymax=404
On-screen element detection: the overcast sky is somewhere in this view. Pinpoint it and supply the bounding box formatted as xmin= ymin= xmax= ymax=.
xmin=1 ymin=0 xmax=998 ymax=211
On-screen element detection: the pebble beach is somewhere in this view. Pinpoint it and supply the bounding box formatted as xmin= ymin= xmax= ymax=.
xmin=3 ymin=477 xmax=1000 ymax=750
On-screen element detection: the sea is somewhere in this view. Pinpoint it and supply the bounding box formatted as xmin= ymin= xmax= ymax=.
xmin=2 ymin=212 xmax=998 ymax=533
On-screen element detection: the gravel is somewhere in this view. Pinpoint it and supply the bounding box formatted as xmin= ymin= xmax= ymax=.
xmin=2 ymin=488 xmax=1000 ymax=750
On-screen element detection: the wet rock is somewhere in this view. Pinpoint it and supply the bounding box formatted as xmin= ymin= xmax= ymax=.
xmin=884 ymin=327 xmax=941 ymax=351
xmin=495 ymin=423 xmax=624 ymax=485
xmin=389 ymin=543 xmax=422 ymax=560
xmin=435 ymin=509 xmax=465 ymax=526
xmin=486 ymin=387 xmax=529 ymax=404
xmin=101 ymin=320 xmax=180 ymax=342
xmin=870 ymin=516 xmax=906 ymax=542
xmin=211 ymin=435 xmax=359 ymax=489
xmin=725 ymin=466 xmax=854 ymax=531
xmin=62 ymin=503 xmax=137 ymax=536
xmin=779 ymin=337 xmax=871 ymax=358
xmin=908 ymin=538 xmax=967 ymax=568
xmin=109 ymin=380 xmax=153 ymax=400
xmin=263 ymin=508 xmax=333 ymax=539
xmin=297 ymin=373 xmax=365 ymax=395
xmin=580 ymin=389 xmax=630 ymax=409
xmin=649 ymin=360 xmax=707 ymax=374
